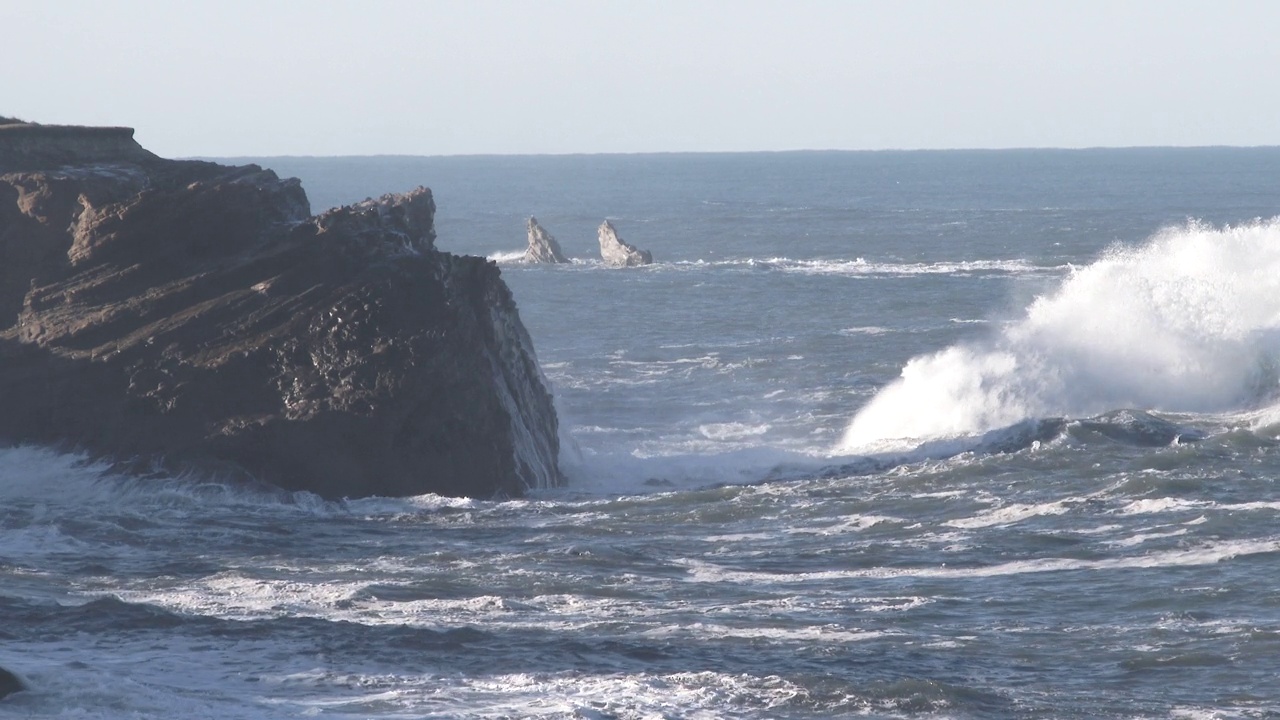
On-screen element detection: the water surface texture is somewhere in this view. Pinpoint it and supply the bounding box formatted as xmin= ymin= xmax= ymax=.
xmin=4 ymin=149 xmax=1280 ymax=718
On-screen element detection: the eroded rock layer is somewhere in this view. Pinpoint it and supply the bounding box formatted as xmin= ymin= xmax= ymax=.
xmin=0 ymin=125 xmax=562 ymax=498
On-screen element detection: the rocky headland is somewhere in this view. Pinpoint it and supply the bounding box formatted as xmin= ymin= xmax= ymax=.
xmin=0 ymin=123 xmax=562 ymax=498
xmin=522 ymin=216 xmax=569 ymax=263
xmin=597 ymin=220 xmax=652 ymax=267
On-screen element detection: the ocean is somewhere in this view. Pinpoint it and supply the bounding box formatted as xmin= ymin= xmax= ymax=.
xmin=3 ymin=148 xmax=1280 ymax=718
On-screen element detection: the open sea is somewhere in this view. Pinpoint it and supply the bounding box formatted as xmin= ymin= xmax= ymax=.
xmin=4 ymin=148 xmax=1280 ymax=718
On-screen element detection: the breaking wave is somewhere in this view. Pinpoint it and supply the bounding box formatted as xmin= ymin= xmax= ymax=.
xmin=840 ymin=218 xmax=1280 ymax=451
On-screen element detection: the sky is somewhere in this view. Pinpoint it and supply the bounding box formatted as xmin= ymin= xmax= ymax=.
xmin=3 ymin=0 xmax=1280 ymax=157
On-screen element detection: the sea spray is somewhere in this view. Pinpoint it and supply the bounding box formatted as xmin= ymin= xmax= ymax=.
xmin=840 ymin=218 xmax=1280 ymax=451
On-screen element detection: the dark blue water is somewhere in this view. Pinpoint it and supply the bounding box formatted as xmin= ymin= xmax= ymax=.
xmin=4 ymin=148 xmax=1280 ymax=718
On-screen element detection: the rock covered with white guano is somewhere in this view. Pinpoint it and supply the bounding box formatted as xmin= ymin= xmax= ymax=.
xmin=597 ymin=220 xmax=652 ymax=267
xmin=523 ymin=216 xmax=569 ymax=264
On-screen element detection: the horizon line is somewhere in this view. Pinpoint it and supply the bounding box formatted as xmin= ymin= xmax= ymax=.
xmin=187 ymin=143 xmax=1280 ymax=161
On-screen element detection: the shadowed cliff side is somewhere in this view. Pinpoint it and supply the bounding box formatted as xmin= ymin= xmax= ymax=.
xmin=0 ymin=125 xmax=562 ymax=498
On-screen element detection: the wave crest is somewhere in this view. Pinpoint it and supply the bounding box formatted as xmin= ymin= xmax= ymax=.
xmin=839 ymin=218 xmax=1280 ymax=451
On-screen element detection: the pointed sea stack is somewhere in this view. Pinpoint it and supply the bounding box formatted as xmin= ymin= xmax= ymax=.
xmin=597 ymin=220 xmax=652 ymax=267
xmin=0 ymin=122 xmax=563 ymax=499
xmin=523 ymin=216 xmax=569 ymax=264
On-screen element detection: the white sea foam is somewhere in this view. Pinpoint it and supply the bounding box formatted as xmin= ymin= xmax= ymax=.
xmin=1106 ymin=528 xmax=1190 ymax=547
xmin=767 ymin=257 xmax=1047 ymax=277
xmin=678 ymin=538 xmax=1280 ymax=583
xmin=1240 ymin=399 xmax=1280 ymax=435
xmin=0 ymin=445 xmax=116 ymax=503
xmin=486 ymin=248 xmax=529 ymax=263
xmin=502 ymin=255 xmax=1055 ymax=279
xmin=1117 ymin=497 xmax=1210 ymax=515
xmin=697 ymin=422 xmax=771 ymax=440
xmin=786 ymin=514 xmax=898 ymax=535
xmin=839 ymin=325 xmax=893 ymax=336
xmin=944 ymin=498 xmax=1079 ymax=529
xmin=641 ymin=622 xmax=890 ymax=643
xmin=438 ymin=670 xmax=821 ymax=719
xmin=668 ymin=256 xmax=1054 ymax=278
xmin=839 ymin=219 xmax=1280 ymax=450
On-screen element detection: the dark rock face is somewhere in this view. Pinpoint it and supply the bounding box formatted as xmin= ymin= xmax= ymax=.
xmin=522 ymin=216 xmax=569 ymax=264
xmin=0 ymin=666 xmax=24 ymax=700
xmin=0 ymin=123 xmax=157 ymax=169
xmin=0 ymin=126 xmax=562 ymax=498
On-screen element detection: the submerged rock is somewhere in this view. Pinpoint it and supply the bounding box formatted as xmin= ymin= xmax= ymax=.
xmin=1074 ymin=410 xmax=1206 ymax=447
xmin=0 ymin=124 xmax=562 ymax=499
xmin=522 ymin=216 xmax=569 ymax=264
xmin=0 ymin=666 xmax=24 ymax=700
xmin=597 ymin=220 xmax=652 ymax=267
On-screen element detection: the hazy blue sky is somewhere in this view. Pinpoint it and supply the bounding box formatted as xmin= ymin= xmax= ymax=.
xmin=4 ymin=0 xmax=1279 ymax=156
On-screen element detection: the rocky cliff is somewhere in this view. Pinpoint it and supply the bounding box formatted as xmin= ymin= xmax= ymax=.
xmin=0 ymin=125 xmax=562 ymax=498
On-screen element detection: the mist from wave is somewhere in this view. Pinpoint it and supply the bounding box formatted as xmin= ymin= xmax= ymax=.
xmin=840 ymin=218 xmax=1280 ymax=452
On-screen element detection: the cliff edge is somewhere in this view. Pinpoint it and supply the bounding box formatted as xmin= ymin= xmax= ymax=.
xmin=0 ymin=122 xmax=160 ymax=169
xmin=0 ymin=125 xmax=562 ymax=498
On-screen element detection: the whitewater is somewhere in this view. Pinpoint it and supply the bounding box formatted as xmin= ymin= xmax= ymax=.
xmin=843 ymin=218 xmax=1280 ymax=452
xmin=4 ymin=148 xmax=1280 ymax=718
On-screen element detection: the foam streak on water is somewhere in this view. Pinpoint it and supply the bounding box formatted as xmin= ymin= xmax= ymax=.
xmin=4 ymin=435 xmax=1280 ymax=719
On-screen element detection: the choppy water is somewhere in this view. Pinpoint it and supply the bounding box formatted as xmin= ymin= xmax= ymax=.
xmin=4 ymin=149 xmax=1280 ymax=718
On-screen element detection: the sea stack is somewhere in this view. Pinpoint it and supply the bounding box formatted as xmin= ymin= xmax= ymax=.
xmin=597 ymin=220 xmax=652 ymax=267
xmin=522 ymin=216 xmax=569 ymax=264
xmin=0 ymin=122 xmax=563 ymax=499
